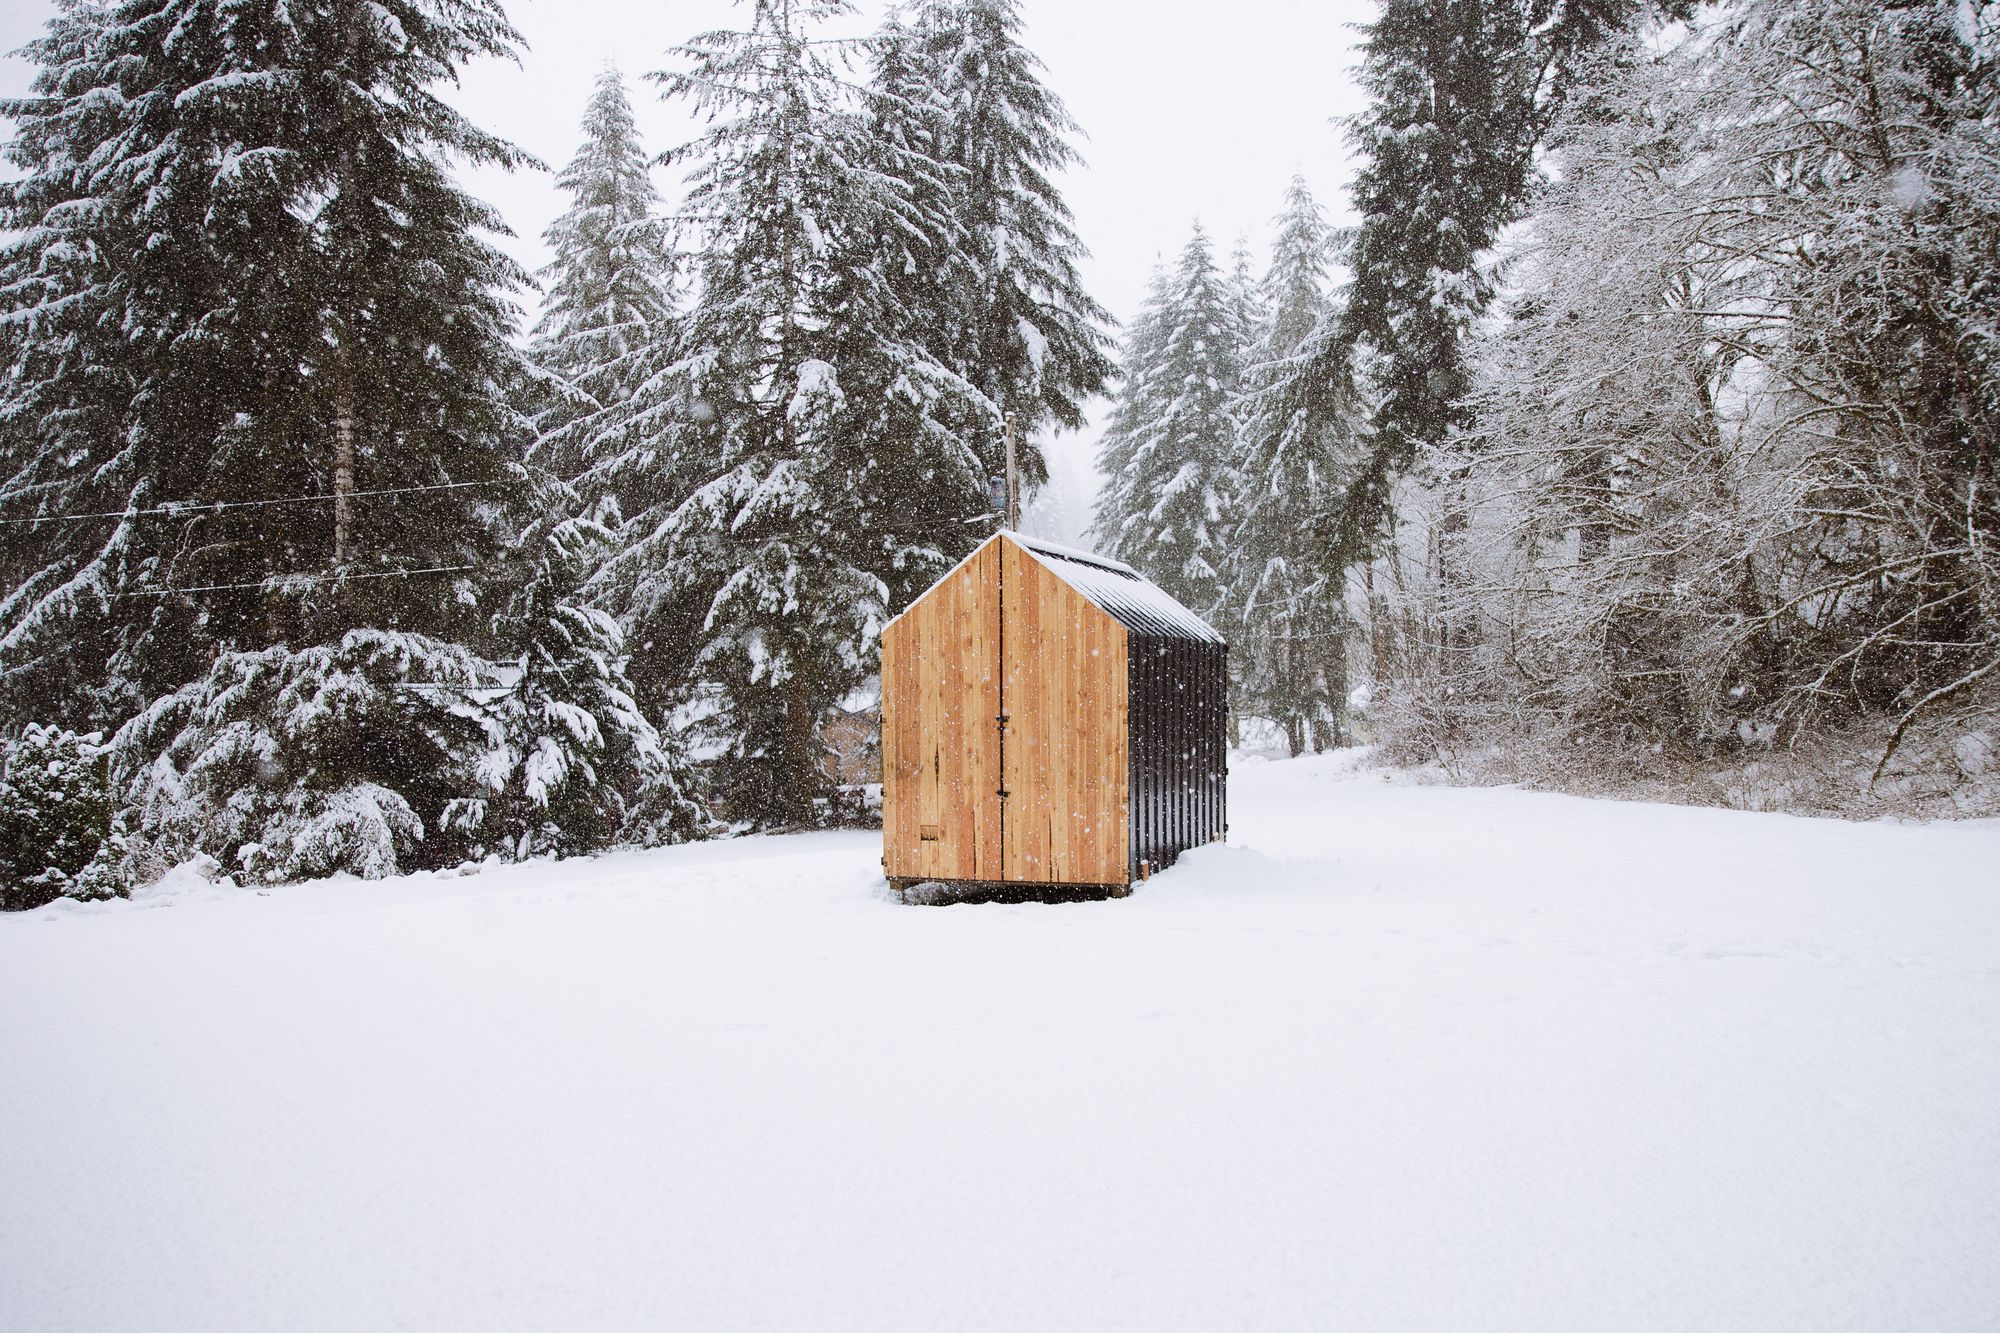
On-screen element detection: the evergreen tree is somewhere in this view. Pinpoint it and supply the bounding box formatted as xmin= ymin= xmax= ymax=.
xmin=902 ymin=0 xmax=1114 ymax=477
xmin=1260 ymin=179 xmax=1337 ymax=374
xmin=628 ymin=0 xmax=992 ymax=827
xmin=1 ymin=0 xmax=548 ymax=878
xmin=531 ymin=66 xmax=680 ymax=490
xmin=455 ymin=492 xmax=710 ymax=859
xmin=0 ymin=0 xmax=536 ymax=727
xmin=1227 ymin=177 xmax=1359 ymax=753
xmin=1091 ymin=263 xmax=1170 ymax=542
xmin=1268 ymin=0 xmax=1675 ymax=579
xmin=1226 ymin=234 xmax=1265 ymax=353
xmin=1092 ymin=224 xmax=1247 ymax=617
xmin=863 ymin=10 xmax=964 ymax=387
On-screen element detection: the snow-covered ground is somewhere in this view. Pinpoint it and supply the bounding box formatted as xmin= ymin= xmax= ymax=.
xmin=3 ymin=753 xmax=1997 ymax=1332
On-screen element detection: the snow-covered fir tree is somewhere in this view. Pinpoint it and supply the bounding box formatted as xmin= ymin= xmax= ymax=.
xmin=1226 ymin=177 xmax=1360 ymax=754
xmin=1090 ymin=262 xmax=1169 ymax=527
xmin=1263 ymin=0 xmax=1672 ymax=582
xmin=862 ymin=8 xmax=965 ymax=393
xmin=530 ymin=66 xmax=681 ymax=490
xmin=1092 ymin=224 xmax=1248 ymax=618
xmin=900 ymin=0 xmax=1114 ymax=476
xmin=0 ymin=0 xmax=536 ymax=733
xmin=1226 ymin=234 xmax=1265 ymax=353
xmin=1254 ymin=183 xmax=1334 ymax=389
xmin=527 ymin=65 xmax=702 ymax=718
xmin=0 ymin=0 xmax=712 ymax=882
xmin=455 ymin=490 xmax=710 ymax=860
xmin=614 ymin=0 xmax=998 ymax=827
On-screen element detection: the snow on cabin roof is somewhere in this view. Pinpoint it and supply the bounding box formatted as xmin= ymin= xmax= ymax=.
xmin=1010 ymin=532 xmax=1225 ymax=645
xmin=881 ymin=530 xmax=1226 ymax=646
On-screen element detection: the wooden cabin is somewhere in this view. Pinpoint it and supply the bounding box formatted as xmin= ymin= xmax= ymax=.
xmin=880 ymin=530 xmax=1227 ymax=898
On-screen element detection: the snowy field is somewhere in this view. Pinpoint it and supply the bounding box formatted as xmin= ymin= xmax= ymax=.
xmin=3 ymin=753 xmax=1997 ymax=1332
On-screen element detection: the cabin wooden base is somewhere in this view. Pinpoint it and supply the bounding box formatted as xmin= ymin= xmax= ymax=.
xmin=889 ymin=877 xmax=1134 ymax=906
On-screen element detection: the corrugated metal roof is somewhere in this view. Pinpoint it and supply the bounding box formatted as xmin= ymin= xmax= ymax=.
xmin=1011 ymin=532 xmax=1225 ymax=645
xmin=881 ymin=531 xmax=1226 ymax=645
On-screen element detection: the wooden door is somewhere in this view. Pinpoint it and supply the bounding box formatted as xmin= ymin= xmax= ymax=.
xmin=881 ymin=541 xmax=1003 ymax=883
xmin=998 ymin=539 xmax=1130 ymax=886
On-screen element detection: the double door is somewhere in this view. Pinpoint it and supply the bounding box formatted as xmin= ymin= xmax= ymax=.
xmin=883 ymin=536 xmax=1128 ymax=887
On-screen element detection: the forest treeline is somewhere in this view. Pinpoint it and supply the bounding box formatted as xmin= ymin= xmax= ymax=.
xmin=1094 ymin=0 xmax=1998 ymax=815
xmin=2 ymin=0 xmax=1995 ymax=905
xmin=0 ymin=0 xmax=1111 ymax=904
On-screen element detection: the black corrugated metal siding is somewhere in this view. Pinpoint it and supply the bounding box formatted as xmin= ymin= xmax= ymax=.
xmin=1127 ymin=632 xmax=1228 ymax=880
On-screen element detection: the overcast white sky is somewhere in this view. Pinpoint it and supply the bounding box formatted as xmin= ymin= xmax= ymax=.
xmin=0 ymin=0 xmax=1375 ymax=532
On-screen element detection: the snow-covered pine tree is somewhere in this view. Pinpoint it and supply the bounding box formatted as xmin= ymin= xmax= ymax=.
xmin=2 ymin=0 xmax=548 ymax=879
xmin=863 ymin=9 xmax=962 ymax=384
xmin=1263 ymin=0 xmax=1674 ymax=583
xmin=625 ymin=0 xmax=993 ymax=827
xmin=1212 ymin=227 xmax=1262 ymax=632
xmin=850 ymin=8 xmax=1006 ymax=552
xmin=902 ymin=0 xmax=1114 ymax=480
xmin=840 ymin=7 xmax=1004 ymax=574
xmin=0 ymin=1 xmax=221 ymax=724
xmin=1226 ymin=234 xmax=1265 ymax=352
xmin=1091 ymin=263 xmax=1170 ymax=546
xmin=515 ymin=72 xmax=719 ymax=847
xmin=1226 ymin=177 xmax=1359 ymax=754
xmin=530 ymin=66 xmax=681 ymax=491
xmin=1091 ymin=224 xmax=1247 ymax=617
xmin=0 ymin=0 xmax=536 ymax=727
xmin=455 ymin=487 xmax=710 ymax=860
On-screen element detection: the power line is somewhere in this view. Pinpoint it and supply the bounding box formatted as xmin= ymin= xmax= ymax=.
xmin=0 ymin=479 xmax=508 ymax=528
xmin=114 ymin=564 xmax=482 ymax=598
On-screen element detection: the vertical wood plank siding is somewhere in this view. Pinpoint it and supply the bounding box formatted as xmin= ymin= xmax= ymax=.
xmin=884 ymin=535 xmax=1131 ymax=889
xmin=881 ymin=541 xmax=1002 ymax=882
xmin=999 ymin=538 xmax=1129 ymax=887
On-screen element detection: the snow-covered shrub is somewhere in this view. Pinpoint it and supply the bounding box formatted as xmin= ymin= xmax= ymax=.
xmin=0 ymin=724 xmax=116 ymax=910
xmin=114 ymin=632 xmax=494 ymax=884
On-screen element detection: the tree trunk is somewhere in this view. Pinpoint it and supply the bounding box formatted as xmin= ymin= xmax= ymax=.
xmin=787 ymin=667 xmax=818 ymax=827
xmin=332 ymin=362 xmax=356 ymax=565
xmin=1365 ymin=562 xmax=1389 ymax=683
xmin=1323 ymin=610 xmax=1350 ymax=749
xmin=1434 ymin=479 xmax=1473 ymax=654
